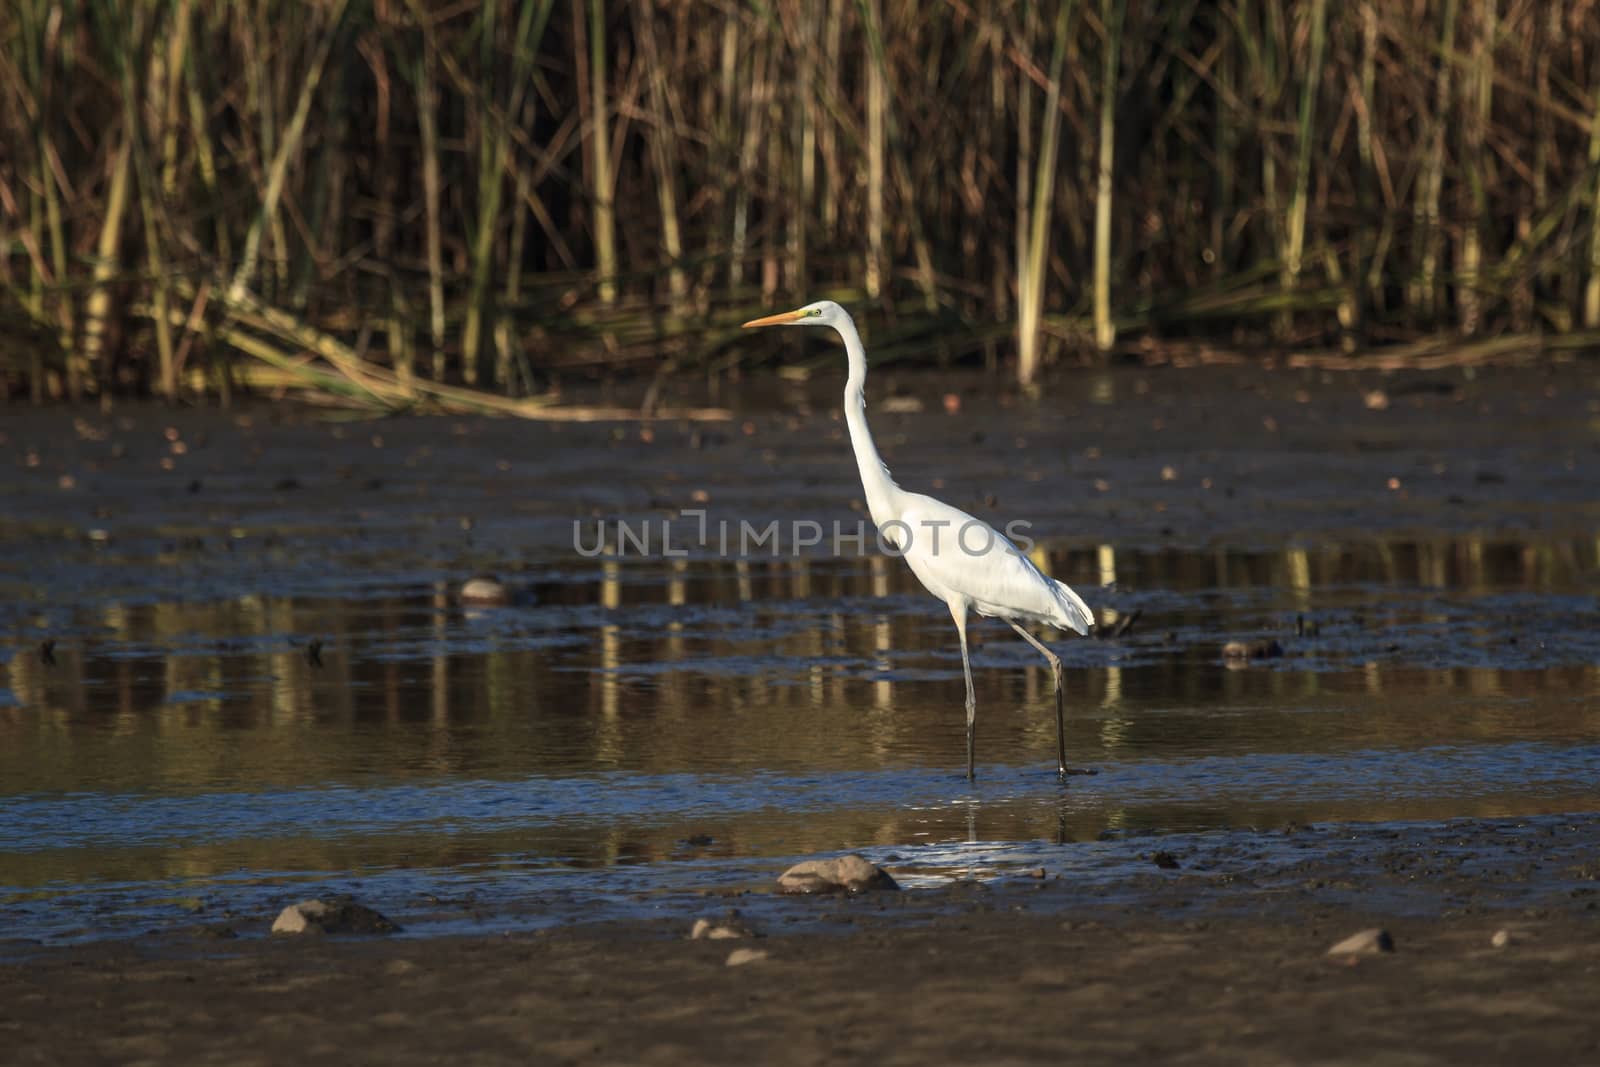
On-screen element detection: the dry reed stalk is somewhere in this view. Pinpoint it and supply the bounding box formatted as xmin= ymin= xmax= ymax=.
xmin=1092 ymin=0 xmax=1122 ymax=353
xmin=862 ymin=0 xmax=886 ymax=299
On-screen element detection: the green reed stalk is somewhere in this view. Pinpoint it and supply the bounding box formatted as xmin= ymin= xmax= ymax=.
xmin=1283 ymin=0 xmax=1326 ymax=316
xmin=1356 ymin=1 xmax=1379 ymax=321
xmin=122 ymin=9 xmax=178 ymax=401
xmin=819 ymin=0 xmax=843 ymax=240
xmin=1584 ymin=80 xmax=1600 ymax=328
xmin=1459 ymin=0 xmax=1494 ymax=335
xmin=80 ymin=121 xmax=132 ymax=398
xmin=414 ymin=39 xmax=446 ymax=381
xmin=1213 ymin=9 xmax=1236 ymax=281
xmin=586 ymin=0 xmax=617 ymax=304
xmin=462 ymin=0 xmax=505 ymax=386
xmin=792 ymin=3 xmax=817 ymax=296
xmin=229 ymin=0 xmax=349 ymax=304
xmin=728 ymin=18 xmax=767 ymax=293
xmin=1413 ymin=0 xmax=1458 ymax=323
xmin=1018 ymin=1 xmax=1073 ymax=384
xmin=634 ymin=0 xmax=687 ymax=305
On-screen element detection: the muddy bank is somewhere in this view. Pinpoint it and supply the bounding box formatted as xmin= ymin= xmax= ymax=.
xmin=4 ymin=813 xmax=1599 ymax=1066
xmin=3 ymin=362 xmax=1600 ymax=947
xmin=4 ymin=363 xmax=1599 ymax=1063
xmin=4 ymin=364 xmax=1598 ymax=577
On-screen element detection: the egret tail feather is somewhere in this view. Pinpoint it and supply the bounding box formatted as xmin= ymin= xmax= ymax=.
xmin=1051 ymin=580 xmax=1094 ymax=636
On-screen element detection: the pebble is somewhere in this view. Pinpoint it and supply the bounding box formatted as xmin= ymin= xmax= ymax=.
xmin=271 ymin=898 xmax=401 ymax=936
xmin=690 ymin=918 xmax=747 ymax=941
xmin=460 ymin=576 xmax=509 ymax=605
xmin=1491 ymin=929 xmax=1512 ymax=948
xmin=1325 ymin=928 xmax=1394 ymax=957
xmin=777 ymin=854 xmax=899 ymax=895
xmin=725 ymin=948 xmax=769 ymax=967
xmin=1222 ymin=639 xmax=1284 ymax=660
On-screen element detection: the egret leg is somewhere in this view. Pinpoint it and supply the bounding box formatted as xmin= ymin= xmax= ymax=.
xmin=952 ymin=604 xmax=977 ymax=781
xmin=1008 ymin=621 xmax=1093 ymax=779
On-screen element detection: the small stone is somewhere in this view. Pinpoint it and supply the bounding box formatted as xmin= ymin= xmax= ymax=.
xmin=725 ymin=948 xmax=769 ymax=967
xmin=460 ymin=576 xmax=509 ymax=605
xmin=1491 ymin=929 xmax=1512 ymax=948
xmin=271 ymin=900 xmax=325 ymax=934
xmin=1222 ymin=639 xmax=1284 ymax=660
xmin=777 ymin=854 xmax=899 ymax=895
xmin=1028 ymin=868 xmax=1047 ymax=879
xmin=1152 ymin=852 xmax=1181 ymax=870
xmin=271 ymin=897 xmax=400 ymax=936
xmin=1326 ymin=928 xmax=1394 ymax=957
xmin=690 ymin=919 xmax=746 ymax=941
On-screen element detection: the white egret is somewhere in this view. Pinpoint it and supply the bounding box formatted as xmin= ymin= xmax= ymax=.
xmin=743 ymin=300 xmax=1094 ymax=781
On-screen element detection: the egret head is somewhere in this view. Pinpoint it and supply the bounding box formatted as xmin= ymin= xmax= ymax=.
xmin=741 ymin=300 xmax=847 ymax=330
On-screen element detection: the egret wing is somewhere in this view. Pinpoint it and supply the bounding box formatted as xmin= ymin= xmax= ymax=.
xmin=895 ymin=495 xmax=1089 ymax=632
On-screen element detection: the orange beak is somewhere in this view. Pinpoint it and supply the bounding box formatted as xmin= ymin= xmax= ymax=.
xmin=741 ymin=309 xmax=807 ymax=328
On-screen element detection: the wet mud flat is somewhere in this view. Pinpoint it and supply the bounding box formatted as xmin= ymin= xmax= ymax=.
xmin=2 ymin=362 xmax=1600 ymax=1059
xmin=4 ymin=814 xmax=1600 ymax=1066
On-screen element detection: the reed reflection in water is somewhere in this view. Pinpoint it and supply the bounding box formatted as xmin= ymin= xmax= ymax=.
xmin=2 ymin=532 xmax=1598 ymax=897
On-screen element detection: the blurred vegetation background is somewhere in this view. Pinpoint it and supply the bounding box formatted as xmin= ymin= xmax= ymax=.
xmin=2 ymin=0 xmax=1599 ymax=409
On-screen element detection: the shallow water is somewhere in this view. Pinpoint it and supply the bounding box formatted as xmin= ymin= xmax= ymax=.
xmin=4 ymin=538 xmax=1598 ymax=942
xmin=1 ymin=366 xmax=1598 ymax=943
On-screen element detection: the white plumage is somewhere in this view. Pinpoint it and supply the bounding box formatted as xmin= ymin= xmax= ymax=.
xmin=744 ymin=300 xmax=1095 ymax=780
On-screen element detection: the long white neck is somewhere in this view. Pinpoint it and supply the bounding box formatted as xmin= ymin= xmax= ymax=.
xmin=833 ymin=311 xmax=901 ymax=524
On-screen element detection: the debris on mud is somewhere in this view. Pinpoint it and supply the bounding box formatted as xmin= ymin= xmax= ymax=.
xmin=1222 ymin=638 xmax=1285 ymax=661
xmin=271 ymin=898 xmax=401 ymax=936
xmin=690 ymin=918 xmax=754 ymax=941
xmin=1326 ymin=928 xmax=1394 ymax=958
xmin=777 ymin=855 xmax=899 ymax=895
xmin=460 ymin=576 xmax=510 ymax=605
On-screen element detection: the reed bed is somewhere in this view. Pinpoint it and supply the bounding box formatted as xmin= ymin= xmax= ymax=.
xmin=2 ymin=0 xmax=1599 ymax=407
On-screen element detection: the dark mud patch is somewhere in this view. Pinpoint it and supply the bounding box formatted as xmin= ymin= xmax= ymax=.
xmin=4 ymin=814 xmax=1600 ymax=1066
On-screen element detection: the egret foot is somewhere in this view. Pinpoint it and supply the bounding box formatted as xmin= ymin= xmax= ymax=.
xmin=1059 ymin=766 xmax=1098 ymax=778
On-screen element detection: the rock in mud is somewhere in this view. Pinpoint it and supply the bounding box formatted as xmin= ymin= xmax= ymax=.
xmin=777 ymin=855 xmax=899 ymax=894
xmin=1222 ymin=638 xmax=1284 ymax=661
xmin=725 ymin=948 xmax=770 ymax=967
xmin=460 ymin=576 xmax=509 ymax=605
xmin=1491 ymin=929 xmax=1512 ymax=948
xmin=271 ymin=897 xmax=401 ymax=936
xmin=1325 ymin=928 xmax=1394 ymax=957
xmin=690 ymin=918 xmax=751 ymax=941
